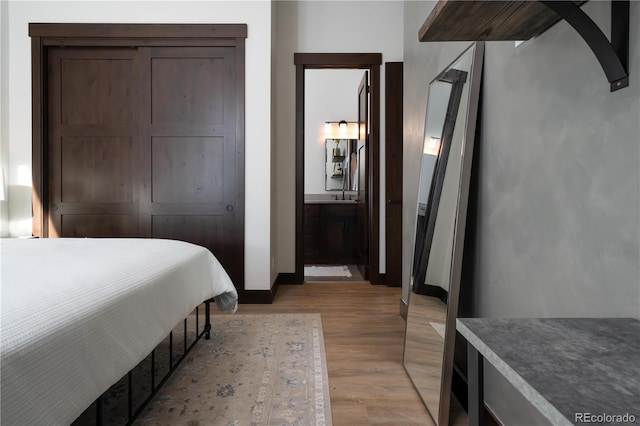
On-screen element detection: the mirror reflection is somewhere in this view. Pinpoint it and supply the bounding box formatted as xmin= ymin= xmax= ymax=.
xmin=325 ymin=138 xmax=357 ymax=192
xmin=403 ymin=42 xmax=483 ymax=425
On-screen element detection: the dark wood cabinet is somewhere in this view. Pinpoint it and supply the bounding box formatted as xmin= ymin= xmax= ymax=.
xmin=304 ymin=203 xmax=357 ymax=264
xmin=304 ymin=204 xmax=321 ymax=260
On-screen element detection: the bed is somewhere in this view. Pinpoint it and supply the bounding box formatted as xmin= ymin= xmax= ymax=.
xmin=0 ymin=237 xmax=238 ymax=425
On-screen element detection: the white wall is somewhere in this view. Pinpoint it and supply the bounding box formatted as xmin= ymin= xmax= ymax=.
xmin=5 ymin=0 xmax=273 ymax=291
xmin=270 ymin=0 xmax=278 ymax=285
xmin=304 ymin=69 xmax=361 ymax=195
xmin=0 ymin=0 xmax=9 ymax=237
xmin=273 ymin=0 xmax=404 ymax=274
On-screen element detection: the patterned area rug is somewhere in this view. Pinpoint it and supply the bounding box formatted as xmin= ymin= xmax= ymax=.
xmin=135 ymin=313 xmax=332 ymax=426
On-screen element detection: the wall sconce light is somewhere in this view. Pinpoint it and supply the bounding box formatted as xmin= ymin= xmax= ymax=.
xmin=324 ymin=122 xmax=332 ymax=136
xmin=339 ymin=120 xmax=347 ymax=135
xmin=423 ymin=137 xmax=441 ymax=156
xmin=0 ymin=167 xmax=6 ymax=201
xmin=324 ymin=120 xmax=359 ymax=139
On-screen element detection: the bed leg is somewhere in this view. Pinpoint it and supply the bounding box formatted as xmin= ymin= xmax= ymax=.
xmin=96 ymin=396 xmax=103 ymax=426
xmin=127 ymin=371 xmax=133 ymax=421
xmin=205 ymin=300 xmax=211 ymax=340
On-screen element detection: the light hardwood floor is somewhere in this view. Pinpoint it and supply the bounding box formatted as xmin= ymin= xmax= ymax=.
xmin=234 ymin=281 xmax=437 ymax=425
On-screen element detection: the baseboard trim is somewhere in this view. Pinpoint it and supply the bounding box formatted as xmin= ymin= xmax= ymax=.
xmin=238 ymin=280 xmax=280 ymax=304
xmin=385 ymin=273 xmax=403 ymax=287
xmin=370 ymin=271 xmax=385 ymax=285
xmin=399 ymin=298 xmax=408 ymax=321
xmin=238 ymin=290 xmax=272 ymax=304
xmin=415 ymin=283 xmax=448 ymax=304
xmin=276 ymin=272 xmax=303 ymax=285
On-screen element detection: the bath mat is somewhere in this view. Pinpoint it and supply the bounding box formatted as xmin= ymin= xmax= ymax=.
xmin=304 ymin=265 xmax=352 ymax=277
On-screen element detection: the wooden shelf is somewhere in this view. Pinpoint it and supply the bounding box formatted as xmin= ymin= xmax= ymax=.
xmin=419 ymin=0 xmax=586 ymax=42
xmin=418 ymin=0 xmax=630 ymax=92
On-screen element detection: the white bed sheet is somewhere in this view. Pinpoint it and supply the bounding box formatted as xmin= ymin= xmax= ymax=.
xmin=0 ymin=238 xmax=238 ymax=425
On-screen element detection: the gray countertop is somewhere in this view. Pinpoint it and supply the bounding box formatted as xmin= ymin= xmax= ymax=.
xmin=304 ymin=199 xmax=357 ymax=204
xmin=457 ymin=318 xmax=640 ymax=425
xmin=304 ymin=194 xmax=357 ymax=204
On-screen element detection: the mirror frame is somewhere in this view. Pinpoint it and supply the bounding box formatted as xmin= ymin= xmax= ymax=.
xmin=440 ymin=40 xmax=483 ymax=426
xmin=404 ymin=41 xmax=484 ymax=426
xmin=412 ymin=69 xmax=468 ymax=297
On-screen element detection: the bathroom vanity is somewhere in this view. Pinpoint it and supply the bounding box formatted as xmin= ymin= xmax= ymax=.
xmin=304 ymin=198 xmax=357 ymax=264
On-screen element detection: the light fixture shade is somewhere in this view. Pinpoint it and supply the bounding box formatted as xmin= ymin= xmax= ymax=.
xmin=324 ymin=121 xmax=358 ymax=139
xmin=0 ymin=167 xmax=6 ymax=201
xmin=423 ymin=137 xmax=441 ymax=156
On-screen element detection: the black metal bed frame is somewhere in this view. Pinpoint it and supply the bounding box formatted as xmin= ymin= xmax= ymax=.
xmin=72 ymin=300 xmax=212 ymax=426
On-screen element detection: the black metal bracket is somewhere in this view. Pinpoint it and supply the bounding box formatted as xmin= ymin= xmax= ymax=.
xmin=540 ymin=0 xmax=629 ymax=92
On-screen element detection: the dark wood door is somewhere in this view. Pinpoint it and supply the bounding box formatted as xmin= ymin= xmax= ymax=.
xmin=138 ymin=46 xmax=241 ymax=280
xmin=384 ymin=62 xmax=403 ymax=287
xmin=356 ymin=72 xmax=369 ymax=279
xmin=47 ymin=45 xmax=243 ymax=287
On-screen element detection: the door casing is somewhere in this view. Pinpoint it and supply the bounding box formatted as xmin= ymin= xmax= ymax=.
xmin=293 ymin=53 xmax=382 ymax=285
xmin=356 ymin=71 xmax=370 ymax=279
xmin=384 ymin=62 xmax=403 ymax=287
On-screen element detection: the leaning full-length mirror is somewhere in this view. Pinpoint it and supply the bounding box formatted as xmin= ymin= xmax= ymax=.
xmin=403 ymin=42 xmax=484 ymax=425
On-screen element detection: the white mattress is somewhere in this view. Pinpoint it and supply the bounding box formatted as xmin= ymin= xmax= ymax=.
xmin=0 ymin=238 xmax=238 ymax=425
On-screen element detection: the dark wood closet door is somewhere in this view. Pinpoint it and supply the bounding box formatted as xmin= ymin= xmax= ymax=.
xmin=47 ymin=47 xmax=140 ymax=237
xmin=47 ymin=44 xmax=243 ymax=287
xmin=138 ymin=46 xmax=241 ymax=277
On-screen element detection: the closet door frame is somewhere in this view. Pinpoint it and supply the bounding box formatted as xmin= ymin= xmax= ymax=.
xmin=29 ymin=23 xmax=247 ymax=290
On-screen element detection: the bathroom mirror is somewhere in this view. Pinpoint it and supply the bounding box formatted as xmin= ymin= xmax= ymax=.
xmin=325 ymin=138 xmax=354 ymax=191
xmin=403 ymin=41 xmax=484 ymax=425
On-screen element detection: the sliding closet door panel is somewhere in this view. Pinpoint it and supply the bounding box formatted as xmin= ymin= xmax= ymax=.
xmin=60 ymin=137 xmax=133 ymax=203
xmin=47 ymin=47 xmax=139 ymax=237
xmin=150 ymin=55 xmax=224 ymax=125
xmin=151 ymin=136 xmax=225 ymax=205
xmin=61 ymin=215 xmax=136 ymax=237
xmin=139 ymin=46 xmax=239 ymax=275
xmin=151 ymin=216 xmax=226 ymax=256
xmin=59 ymin=55 xmax=135 ymax=126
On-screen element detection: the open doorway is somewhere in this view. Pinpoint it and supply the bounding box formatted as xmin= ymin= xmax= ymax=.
xmin=294 ymin=53 xmax=382 ymax=285
xmin=303 ymin=69 xmax=364 ymax=282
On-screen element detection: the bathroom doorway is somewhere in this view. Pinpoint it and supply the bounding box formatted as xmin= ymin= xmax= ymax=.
xmin=302 ymin=69 xmax=364 ymax=282
xmin=294 ymin=53 xmax=382 ymax=285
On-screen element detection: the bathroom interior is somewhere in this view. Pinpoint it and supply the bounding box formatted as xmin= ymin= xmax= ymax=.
xmin=303 ymin=69 xmax=364 ymax=282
